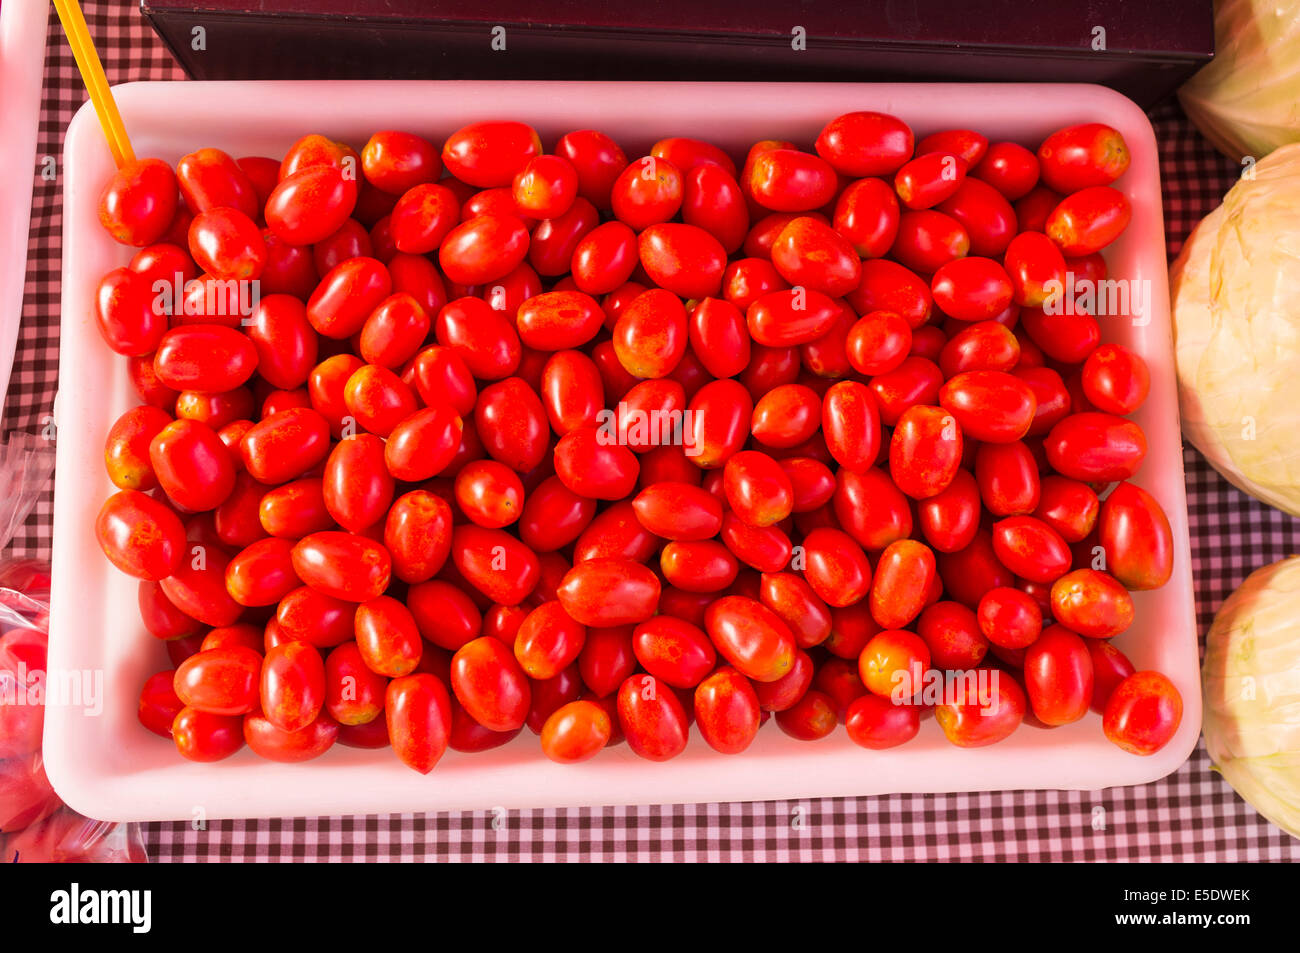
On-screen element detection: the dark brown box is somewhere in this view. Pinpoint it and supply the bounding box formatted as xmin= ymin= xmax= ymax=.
xmin=141 ymin=1 xmax=1214 ymax=107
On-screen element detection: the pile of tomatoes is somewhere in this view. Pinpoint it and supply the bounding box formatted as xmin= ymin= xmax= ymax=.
xmin=92 ymin=108 xmax=1183 ymax=774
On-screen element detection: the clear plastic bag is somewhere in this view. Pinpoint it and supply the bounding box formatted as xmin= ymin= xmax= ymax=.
xmin=0 ymin=434 xmax=147 ymax=862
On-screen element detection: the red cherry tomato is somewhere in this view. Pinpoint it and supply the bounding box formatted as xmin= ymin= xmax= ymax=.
xmin=617 ymin=673 xmax=689 ymax=761
xmin=858 ymin=629 xmax=930 ymax=699
xmin=895 ymin=152 xmax=966 ymax=210
xmin=888 ymin=404 xmax=963 ymax=500
xmin=529 ymin=198 xmax=599 ymax=277
xmin=846 ymin=310 xmax=912 ymax=376
xmin=360 ymin=130 xmax=441 ymax=194
xmin=775 ymin=689 xmax=838 ymax=740
xmin=975 ymin=440 xmax=1040 ymax=516
xmin=611 ymin=156 xmax=684 ymax=230
xmin=1103 ymin=671 xmax=1182 ymax=756
xmin=1018 ymin=306 xmax=1101 ymax=364
xmin=1045 ymin=186 xmax=1130 ymax=256
xmin=177 ymin=147 xmax=260 ymax=219
xmin=188 ymin=207 xmax=267 ymax=281
xmin=891 ymin=209 xmax=969 ymax=273
xmin=259 ymin=640 xmax=326 ymax=733
xmin=1003 ymin=231 xmax=1066 ymax=308
xmin=307 ymin=257 xmax=392 ymax=339
xmin=513 ymin=154 xmax=579 ymax=219
xmin=976 ymin=586 xmax=1043 ymax=650
xmin=612 ymin=287 xmax=688 ymax=378
xmin=916 ymin=129 xmax=988 ymax=166
xmin=815 ymin=112 xmax=913 ymax=177
xmin=972 ymin=141 xmax=1040 ymax=200
xmin=1088 ymin=639 xmax=1137 ymax=714
xmin=387 ymin=182 xmax=459 ymax=255
xmin=694 ymin=666 xmax=761 ymax=754
xmin=1097 ymin=481 xmax=1173 ymax=591
xmin=747 ymin=149 xmax=838 ymax=212
xmin=571 ymin=221 xmax=638 ymax=295
xmin=556 ymin=129 xmax=629 ymax=209
xmin=225 ymin=537 xmax=300 ymax=606
xmin=821 ymin=381 xmax=881 ymax=473
xmin=441 ymin=120 xmax=542 ymax=188
xmin=264 ymin=164 xmax=358 ymax=247
xmin=682 ymin=162 xmax=749 ymax=254
xmin=802 ymin=527 xmax=873 ymax=608
xmin=436 ymin=296 xmax=522 ymax=381
xmin=291 ymin=531 xmax=392 ymax=602
xmin=513 ymin=600 xmax=586 ymax=681
xmin=931 ymin=257 xmax=1013 ymax=322
xmin=172 ymin=707 xmax=245 ymax=762
xmin=632 ymin=481 xmax=724 ymax=541
xmin=173 ymin=646 xmax=262 ymax=716
xmin=1037 ymin=123 xmax=1130 ymax=193
xmin=723 ymin=451 xmax=794 ymax=528
xmin=380 ymin=673 xmax=450 ymax=773
xmin=244 ymin=710 xmax=339 ymax=762
xmin=934 ymin=668 xmax=1027 ymax=747
xmin=704 ymin=595 xmax=797 ymax=682
xmin=917 ymin=600 xmax=988 ymax=669
xmin=1050 ymin=568 xmax=1134 ymax=639
xmin=869 ymin=539 xmax=936 ymax=630
xmin=323 ymin=642 xmax=387 ymax=725
xmin=540 ymin=699 xmax=612 ymax=763
xmin=939 ymin=370 xmax=1036 ymax=444
xmin=637 ymin=223 xmax=727 ymax=300
xmin=439 ymin=214 xmax=530 ymax=286
xmin=95 ymin=489 xmax=185 ymax=580
xmin=1022 ymin=624 xmax=1093 ymax=726
xmin=631 ymin=616 xmax=716 ymax=689
xmin=1081 ymin=343 xmax=1150 ymax=416
xmin=846 ymin=693 xmax=920 ymax=749
xmin=98 ymin=158 xmax=178 ymax=246
xmin=770 ymin=216 xmax=862 ymax=297
xmin=832 ymin=177 xmax=900 ymax=259
xmin=557 ymin=557 xmax=660 ymax=627
xmin=449 ymin=636 xmax=530 ymax=732
xmin=686 ymin=379 xmax=753 ymax=469
xmin=149 ymin=418 xmax=237 ymax=512
xmin=1033 ymin=475 xmax=1100 ymax=543
xmin=385 ymin=404 xmax=463 ymax=481
xmin=935 ymin=177 xmax=1018 ymax=257
xmin=1044 ymin=412 xmax=1147 ymax=482
xmin=94 ymin=267 xmax=167 ymax=356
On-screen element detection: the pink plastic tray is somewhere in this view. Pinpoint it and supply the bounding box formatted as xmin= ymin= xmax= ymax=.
xmin=0 ymin=0 xmax=49 ymax=411
xmin=47 ymin=81 xmax=1199 ymax=822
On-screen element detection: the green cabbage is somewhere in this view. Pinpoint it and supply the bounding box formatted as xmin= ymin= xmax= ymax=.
xmin=1171 ymin=143 xmax=1300 ymax=515
xmin=1203 ymin=557 xmax=1300 ymax=840
xmin=1179 ymin=0 xmax=1300 ymax=161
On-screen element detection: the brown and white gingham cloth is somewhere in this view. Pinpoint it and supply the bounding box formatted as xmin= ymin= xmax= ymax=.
xmin=7 ymin=0 xmax=1298 ymax=861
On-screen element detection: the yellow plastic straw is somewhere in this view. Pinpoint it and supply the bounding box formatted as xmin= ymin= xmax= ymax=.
xmin=52 ymin=0 xmax=135 ymax=168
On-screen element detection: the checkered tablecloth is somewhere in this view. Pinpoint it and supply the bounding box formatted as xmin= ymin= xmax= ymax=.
xmin=8 ymin=0 xmax=1299 ymax=862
